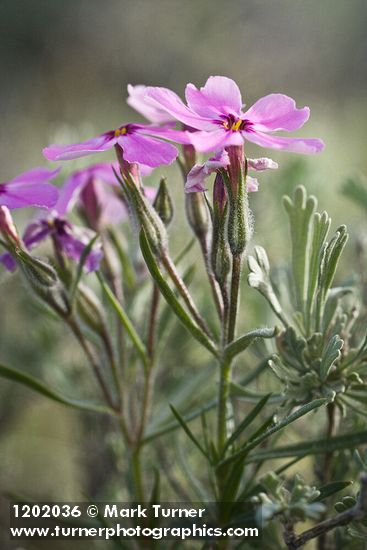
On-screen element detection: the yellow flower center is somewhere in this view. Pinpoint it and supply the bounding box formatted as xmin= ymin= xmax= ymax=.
xmin=114 ymin=126 xmax=128 ymax=137
xmin=223 ymin=118 xmax=243 ymax=131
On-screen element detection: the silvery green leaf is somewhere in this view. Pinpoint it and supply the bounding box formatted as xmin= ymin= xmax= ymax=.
xmin=319 ymin=334 xmax=344 ymax=381
xmin=283 ymin=186 xmax=317 ymax=313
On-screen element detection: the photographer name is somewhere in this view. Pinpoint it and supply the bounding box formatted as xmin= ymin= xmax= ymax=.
xmin=104 ymin=504 xmax=206 ymax=519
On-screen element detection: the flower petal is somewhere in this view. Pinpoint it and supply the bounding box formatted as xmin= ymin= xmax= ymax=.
xmin=0 ymin=252 xmax=17 ymax=272
xmin=0 ymin=183 xmax=59 ymax=209
xmin=23 ymin=221 xmax=52 ymax=250
xmin=138 ymin=124 xmax=192 ymax=144
xmin=145 ymin=87 xmax=215 ymax=131
xmin=56 ymin=162 xmax=120 ymax=216
xmin=9 ymin=167 xmax=61 ymax=185
xmin=118 ymin=133 xmax=178 ymax=167
xmin=244 ymin=130 xmax=325 ymax=155
xmin=247 ymin=157 xmax=278 ymax=171
xmin=244 ymin=94 xmax=310 ymax=132
xmin=185 ymin=150 xmax=230 ymax=193
xmin=189 ymin=128 xmax=243 ymax=153
xmin=246 ymin=176 xmax=259 ymax=192
xmin=58 ymin=224 xmax=103 ymax=272
xmin=186 ymin=76 xmax=242 ymax=117
xmin=127 ymin=84 xmax=175 ymax=124
xmin=43 ymin=133 xmax=114 ymax=161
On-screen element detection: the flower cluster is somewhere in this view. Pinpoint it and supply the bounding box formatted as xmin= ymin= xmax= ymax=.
xmin=0 ymin=76 xmax=324 ymax=275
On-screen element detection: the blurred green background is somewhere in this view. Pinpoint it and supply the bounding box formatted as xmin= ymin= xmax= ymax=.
xmin=0 ymin=1 xmax=366 ymax=548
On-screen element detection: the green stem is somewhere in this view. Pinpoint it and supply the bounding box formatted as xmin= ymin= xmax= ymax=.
xmin=131 ymin=447 xmax=144 ymax=501
xmin=217 ymin=357 xmax=232 ymax=453
xmin=228 ymin=254 xmax=242 ymax=344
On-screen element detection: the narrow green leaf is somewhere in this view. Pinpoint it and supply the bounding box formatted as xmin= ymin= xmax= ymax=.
xmin=306 ymin=211 xmax=331 ymax=330
xmin=313 ymin=480 xmax=352 ymax=502
xmin=169 ymin=404 xmax=209 ymax=460
xmin=224 ymin=327 xmax=277 ymax=360
xmin=0 ymin=363 xmax=114 ymax=415
xmin=96 ymin=271 xmax=148 ymax=368
xmin=157 ymin=264 xmax=195 ymax=341
xmin=246 ymin=429 xmax=367 ymax=462
xmin=223 ymin=394 xmax=272 ymax=454
xmin=139 ymin=230 xmax=217 ymax=356
xmin=70 ymin=234 xmax=99 ymax=303
xmin=217 ymin=398 xmax=327 ymax=469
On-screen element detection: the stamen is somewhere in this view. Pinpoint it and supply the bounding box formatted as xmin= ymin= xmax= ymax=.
xmin=231 ymin=119 xmax=242 ymax=131
xmin=114 ymin=126 xmax=128 ymax=137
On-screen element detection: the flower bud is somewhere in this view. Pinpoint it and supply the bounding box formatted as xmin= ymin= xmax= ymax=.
xmin=0 ymin=206 xmax=20 ymax=246
xmin=76 ymin=283 xmax=107 ymax=335
xmin=153 ymin=177 xmax=174 ymax=226
xmin=211 ymin=174 xmax=230 ymax=286
xmin=17 ymin=250 xmax=60 ymax=290
xmin=114 ymin=147 xmax=168 ymax=257
xmin=225 ymin=146 xmax=252 ymax=256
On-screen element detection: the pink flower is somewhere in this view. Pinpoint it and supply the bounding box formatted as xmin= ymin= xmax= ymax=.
xmin=185 ymin=151 xmax=278 ymax=193
xmin=43 ymin=123 xmax=188 ymax=168
xmin=0 ymin=167 xmax=60 ymax=210
xmin=145 ymin=76 xmax=324 ymax=155
xmin=58 ymin=162 xmax=156 ymax=230
xmin=127 ymin=84 xmax=176 ymax=124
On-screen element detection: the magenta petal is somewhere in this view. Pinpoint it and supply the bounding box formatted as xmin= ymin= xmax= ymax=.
xmin=188 ymin=76 xmax=242 ymax=117
xmin=189 ymin=128 xmax=243 ymax=153
xmin=57 ymin=162 xmax=121 ymax=216
xmin=127 ymin=84 xmax=175 ymax=124
xmin=23 ymin=221 xmax=52 ymax=249
xmin=0 ymin=183 xmax=59 ymax=209
xmin=43 ymin=134 xmax=114 ymax=161
xmin=58 ymin=225 xmax=103 ymax=272
xmin=144 ymin=186 xmax=157 ymax=202
xmin=244 ymin=94 xmax=310 ymax=132
xmin=139 ymin=125 xmax=192 ymax=145
xmin=244 ymin=130 xmax=325 ymax=155
xmin=185 ymin=150 xmax=230 ymax=193
xmin=118 ymin=133 xmax=178 ymax=167
xmin=247 ymin=157 xmax=278 ymax=171
xmin=56 ymin=173 xmax=86 ymax=216
xmin=247 ymin=176 xmax=259 ymax=192
xmin=10 ymin=167 xmax=61 ymax=185
xmin=0 ymin=252 xmax=17 ymax=272
xmin=145 ymin=87 xmax=215 ymax=131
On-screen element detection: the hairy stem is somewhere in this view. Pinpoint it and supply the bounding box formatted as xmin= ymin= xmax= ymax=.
xmin=217 ymin=357 xmax=232 ymax=453
xmin=228 ymin=254 xmax=242 ymax=344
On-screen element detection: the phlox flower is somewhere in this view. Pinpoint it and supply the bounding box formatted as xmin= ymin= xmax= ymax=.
xmin=43 ymin=111 xmax=189 ymax=168
xmin=0 ymin=167 xmax=60 ymax=210
xmin=145 ymin=76 xmax=324 ymax=155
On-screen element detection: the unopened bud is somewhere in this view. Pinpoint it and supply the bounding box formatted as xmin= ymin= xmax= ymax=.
xmin=153 ymin=178 xmax=174 ymax=226
xmin=225 ymin=146 xmax=252 ymax=256
xmin=0 ymin=206 xmax=20 ymax=246
xmin=18 ymin=250 xmax=60 ymax=290
xmin=211 ymin=174 xmax=230 ymax=285
xmin=76 ymin=283 xmax=107 ymax=334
